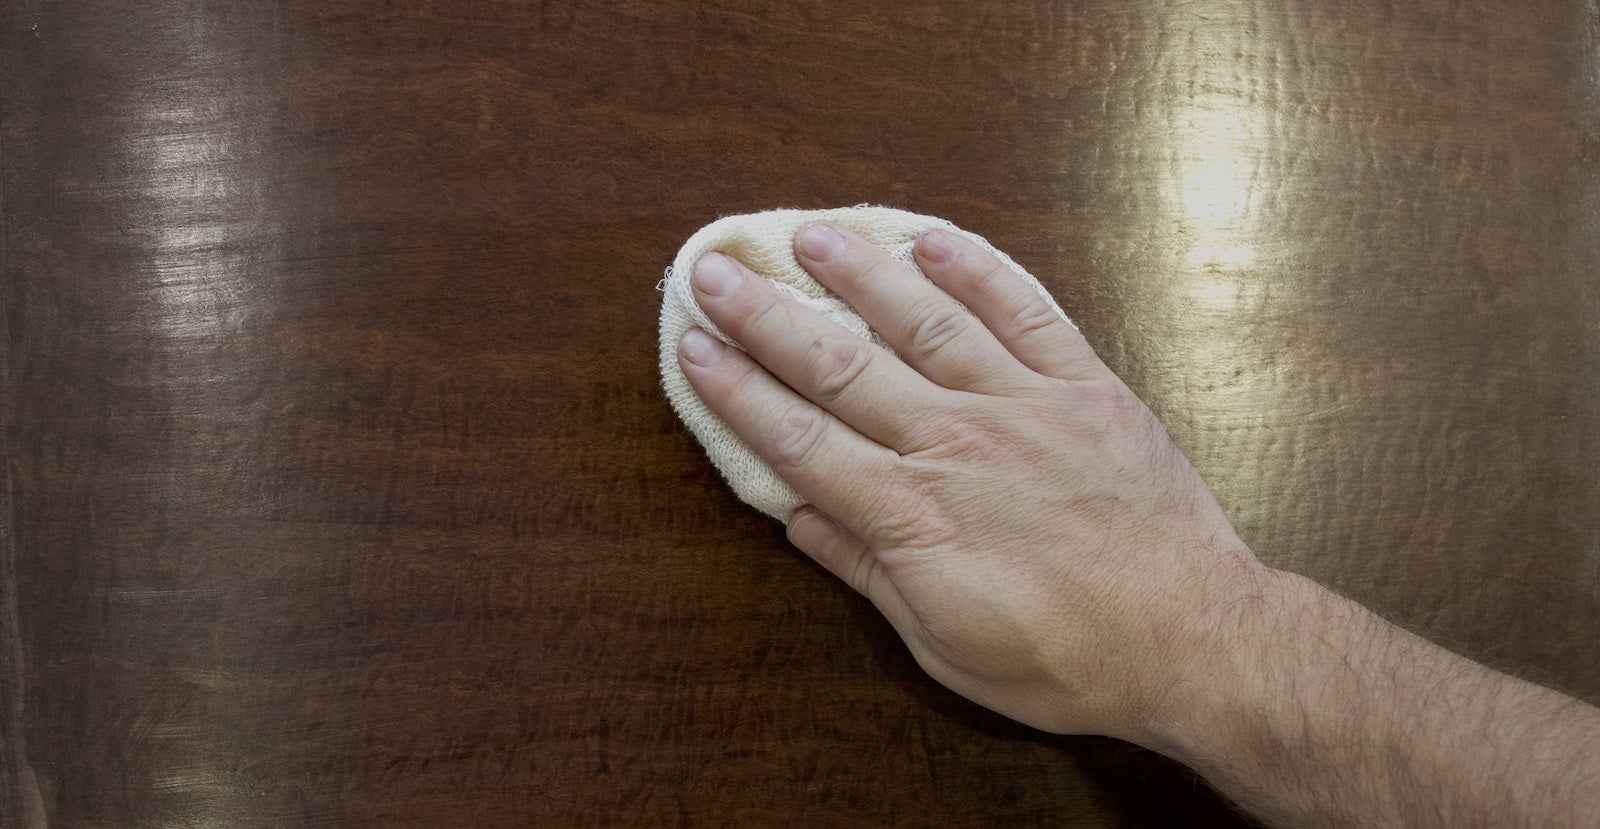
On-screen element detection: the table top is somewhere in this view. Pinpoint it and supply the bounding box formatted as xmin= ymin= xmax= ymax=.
xmin=4 ymin=1 xmax=1597 ymax=825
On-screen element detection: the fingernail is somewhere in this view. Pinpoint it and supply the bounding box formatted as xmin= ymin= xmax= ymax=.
xmin=796 ymin=222 xmax=847 ymax=261
xmin=916 ymin=229 xmax=958 ymax=263
xmin=679 ymin=328 xmax=727 ymax=366
xmin=693 ymin=253 xmax=742 ymax=297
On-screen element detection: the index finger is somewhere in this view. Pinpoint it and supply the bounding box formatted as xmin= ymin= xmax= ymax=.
xmin=676 ymin=326 xmax=905 ymax=533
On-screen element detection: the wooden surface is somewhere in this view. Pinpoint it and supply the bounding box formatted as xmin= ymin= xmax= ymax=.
xmin=4 ymin=0 xmax=1597 ymax=825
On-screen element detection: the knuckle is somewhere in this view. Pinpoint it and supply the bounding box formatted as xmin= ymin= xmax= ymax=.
xmin=804 ymin=333 xmax=873 ymax=403
xmin=1060 ymin=379 xmax=1150 ymax=443
xmin=847 ymin=255 xmax=902 ymax=290
xmin=970 ymin=260 xmax=1014 ymax=294
xmin=769 ymin=406 xmax=831 ymax=470
xmin=723 ymin=359 xmax=771 ymax=402
xmin=845 ymin=553 xmax=880 ymax=595
xmin=869 ymin=487 xmax=960 ymax=556
xmin=905 ymin=296 xmax=970 ymax=357
xmin=736 ymin=289 xmax=790 ymax=337
xmin=1077 ymin=379 xmax=1143 ymax=418
xmin=901 ymin=406 xmax=1012 ymax=467
xmin=932 ymin=422 xmax=1011 ymax=466
xmin=1008 ymin=296 xmax=1064 ymax=339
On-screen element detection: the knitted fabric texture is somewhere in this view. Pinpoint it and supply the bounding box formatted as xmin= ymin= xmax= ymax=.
xmin=658 ymin=205 xmax=1071 ymax=521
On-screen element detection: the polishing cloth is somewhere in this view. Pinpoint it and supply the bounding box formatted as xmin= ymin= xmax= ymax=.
xmin=658 ymin=205 xmax=1070 ymax=521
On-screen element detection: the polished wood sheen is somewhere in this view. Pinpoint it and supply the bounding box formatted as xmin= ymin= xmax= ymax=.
xmin=4 ymin=1 xmax=1597 ymax=825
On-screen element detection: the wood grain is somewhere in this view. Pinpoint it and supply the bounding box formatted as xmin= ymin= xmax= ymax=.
xmin=4 ymin=0 xmax=1596 ymax=825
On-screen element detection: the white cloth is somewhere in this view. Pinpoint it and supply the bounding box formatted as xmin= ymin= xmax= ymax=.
xmin=658 ymin=205 xmax=1071 ymax=521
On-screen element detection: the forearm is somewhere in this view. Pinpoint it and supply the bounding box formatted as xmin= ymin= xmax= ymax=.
xmin=1143 ymin=569 xmax=1600 ymax=827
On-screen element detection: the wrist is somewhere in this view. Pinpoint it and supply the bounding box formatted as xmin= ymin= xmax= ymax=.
xmin=1131 ymin=565 xmax=1441 ymax=823
xmin=1133 ymin=565 xmax=1326 ymax=765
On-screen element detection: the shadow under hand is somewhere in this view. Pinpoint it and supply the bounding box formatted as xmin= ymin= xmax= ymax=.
xmin=813 ymin=538 xmax=1256 ymax=828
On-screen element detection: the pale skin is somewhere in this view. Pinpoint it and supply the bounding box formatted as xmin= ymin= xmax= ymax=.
xmin=675 ymin=221 xmax=1600 ymax=827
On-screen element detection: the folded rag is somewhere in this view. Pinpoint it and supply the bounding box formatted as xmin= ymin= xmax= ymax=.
xmin=658 ymin=205 xmax=1070 ymax=521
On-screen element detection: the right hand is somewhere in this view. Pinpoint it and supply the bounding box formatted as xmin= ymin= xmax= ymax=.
xmin=677 ymin=221 xmax=1272 ymax=739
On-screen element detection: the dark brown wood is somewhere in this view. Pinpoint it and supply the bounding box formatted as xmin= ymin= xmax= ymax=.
xmin=4 ymin=0 xmax=1596 ymax=825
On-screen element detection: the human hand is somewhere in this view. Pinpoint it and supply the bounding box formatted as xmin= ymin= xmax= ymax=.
xmin=676 ymin=221 xmax=1271 ymax=740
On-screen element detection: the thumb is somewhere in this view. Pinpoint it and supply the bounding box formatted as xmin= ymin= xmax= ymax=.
xmin=786 ymin=507 xmax=909 ymax=616
xmin=784 ymin=507 xmax=933 ymax=685
xmin=786 ymin=506 xmax=868 ymax=589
